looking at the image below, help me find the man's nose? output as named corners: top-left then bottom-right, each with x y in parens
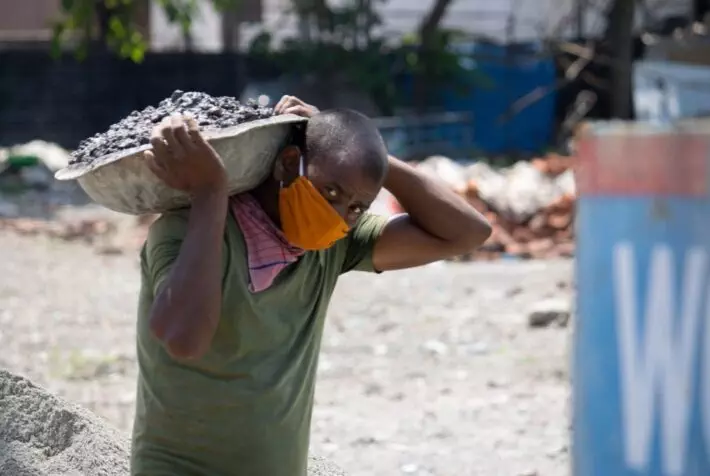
top-left (331, 203), bottom-right (353, 224)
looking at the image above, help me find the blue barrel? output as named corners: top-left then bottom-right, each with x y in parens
top-left (574, 121), bottom-right (710, 476)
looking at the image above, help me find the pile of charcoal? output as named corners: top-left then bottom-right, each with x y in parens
top-left (69, 90), bottom-right (274, 165)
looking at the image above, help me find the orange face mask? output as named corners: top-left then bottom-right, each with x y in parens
top-left (279, 156), bottom-right (349, 250)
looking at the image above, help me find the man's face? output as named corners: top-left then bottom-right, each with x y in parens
top-left (275, 147), bottom-right (384, 228)
top-left (306, 157), bottom-right (383, 228)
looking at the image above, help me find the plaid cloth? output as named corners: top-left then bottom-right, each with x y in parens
top-left (229, 193), bottom-right (304, 293)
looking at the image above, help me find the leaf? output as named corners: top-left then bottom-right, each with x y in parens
top-left (75, 40), bottom-right (89, 62)
top-left (109, 16), bottom-right (126, 39)
top-left (130, 46), bottom-right (146, 63)
top-left (211, 0), bottom-right (240, 11)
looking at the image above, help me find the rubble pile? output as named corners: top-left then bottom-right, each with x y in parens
top-left (71, 90), bottom-right (274, 165)
top-left (380, 154), bottom-right (577, 260)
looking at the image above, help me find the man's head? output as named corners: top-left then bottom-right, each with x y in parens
top-left (273, 109), bottom-right (389, 227)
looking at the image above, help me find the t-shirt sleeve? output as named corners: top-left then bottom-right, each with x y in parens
top-left (144, 209), bottom-right (191, 295)
top-left (339, 213), bottom-right (390, 274)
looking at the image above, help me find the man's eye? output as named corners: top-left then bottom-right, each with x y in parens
top-left (351, 206), bottom-right (364, 215)
top-left (325, 188), bottom-right (338, 199)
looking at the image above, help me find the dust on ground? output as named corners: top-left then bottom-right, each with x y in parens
top-left (0, 187), bottom-right (573, 476)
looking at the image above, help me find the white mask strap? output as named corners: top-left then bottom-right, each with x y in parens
top-left (281, 154), bottom-right (306, 189)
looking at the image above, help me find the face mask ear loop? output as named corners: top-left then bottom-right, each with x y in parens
top-left (282, 154), bottom-right (305, 190)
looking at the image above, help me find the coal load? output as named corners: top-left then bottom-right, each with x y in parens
top-left (70, 90), bottom-right (274, 165)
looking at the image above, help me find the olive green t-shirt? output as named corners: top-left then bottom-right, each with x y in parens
top-left (130, 206), bottom-right (388, 476)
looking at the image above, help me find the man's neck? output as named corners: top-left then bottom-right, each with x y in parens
top-left (250, 178), bottom-right (282, 229)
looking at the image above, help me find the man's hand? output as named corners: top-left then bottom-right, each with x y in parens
top-left (145, 114), bottom-right (228, 196)
top-left (274, 95), bottom-right (319, 118)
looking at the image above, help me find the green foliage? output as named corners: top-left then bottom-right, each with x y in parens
top-left (52, 0), bottom-right (240, 62)
top-left (52, 0), bottom-right (146, 61)
top-left (247, 0), bottom-right (486, 115)
top-left (52, 0), bottom-right (485, 115)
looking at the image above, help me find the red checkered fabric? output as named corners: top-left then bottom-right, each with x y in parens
top-left (229, 193), bottom-right (304, 293)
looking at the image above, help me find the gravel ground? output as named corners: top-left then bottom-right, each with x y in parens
top-left (0, 216), bottom-right (573, 476)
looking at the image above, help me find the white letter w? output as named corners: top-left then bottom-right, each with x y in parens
top-left (613, 243), bottom-right (706, 476)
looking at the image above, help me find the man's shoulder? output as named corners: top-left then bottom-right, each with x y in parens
top-left (142, 208), bottom-right (244, 269)
top-left (146, 207), bottom-right (242, 242)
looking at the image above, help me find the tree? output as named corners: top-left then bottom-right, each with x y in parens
top-left (246, 0), bottom-right (473, 115)
top-left (52, 0), bottom-right (239, 62)
top-left (602, 0), bottom-right (636, 119)
top-left (413, 0), bottom-right (454, 111)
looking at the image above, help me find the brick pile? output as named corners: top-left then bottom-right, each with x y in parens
top-left (381, 154), bottom-right (578, 261)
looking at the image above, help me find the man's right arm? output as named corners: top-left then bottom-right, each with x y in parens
top-left (148, 188), bottom-right (228, 361)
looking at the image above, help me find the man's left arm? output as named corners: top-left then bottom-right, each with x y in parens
top-left (371, 155), bottom-right (492, 272)
top-left (272, 94), bottom-right (491, 270)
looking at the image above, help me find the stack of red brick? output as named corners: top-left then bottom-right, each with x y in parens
top-left (385, 154), bottom-right (577, 261)
top-left (475, 153), bottom-right (576, 260)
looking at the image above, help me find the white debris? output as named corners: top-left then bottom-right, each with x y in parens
top-left (0, 148), bottom-right (8, 174)
top-left (422, 339), bottom-right (449, 356)
top-left (416, 155), bottom-right (469, 193)
top-left (9, 140), bottom-right (71, 172)
top-left (466, 161), bottom-right (568, 222)
top-left (401, 463), bottom-right (419, 473)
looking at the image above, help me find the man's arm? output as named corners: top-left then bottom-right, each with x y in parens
top-left (371, 155), bottom-right (491, 272)
top-left (144, 114), bottom-right (229, 360)
top-left (272, 95), bottom-right (491, 271)
top-left (149, 190), bottom-right (227, 360)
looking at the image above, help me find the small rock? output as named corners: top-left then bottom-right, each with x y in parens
top-left (546, 444), bottom-right (569, 458)
top-left (506, 286), bottom-right (523, 297)
top-left (364, 383), bottom-right (383, 396)
top-left (487, 378), bottom-right (508, 389)
top-left (351, 436), bottom-right (378, 447)
top-left (518, 471), bottom-right (538, 476)
top-left (96, 245), bottom-right (124, 256)
top-left (372, 344), bottom-right (388, 356)
top-left (461, 341), bottom-right (489, 356)
top-left (401, 463), bottom-right (419, 473)
top-left (527, 298), bottom-right (571, 328)
top-left (422, 339), bottom-right (448, 355)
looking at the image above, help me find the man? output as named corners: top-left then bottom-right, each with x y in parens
top-left (131, 96), bottom-right (491, 476)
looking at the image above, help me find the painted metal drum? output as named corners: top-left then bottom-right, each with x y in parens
top-left (574, 120), bottom-right (710, 476)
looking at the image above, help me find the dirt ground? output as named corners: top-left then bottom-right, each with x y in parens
top-left (0, 197), bottom-right (574, 476)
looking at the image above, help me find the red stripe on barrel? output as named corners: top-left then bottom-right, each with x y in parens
top-left (576, 134), bottom-right (708, 197)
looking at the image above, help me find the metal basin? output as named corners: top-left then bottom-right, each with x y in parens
top-left (54, 114), bottom-right (308, 215)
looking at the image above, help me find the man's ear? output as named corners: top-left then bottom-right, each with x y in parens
top-left (272, 146), bottom-right (301, 184)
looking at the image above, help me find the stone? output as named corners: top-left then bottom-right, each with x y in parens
top-left (527, 298), bottom-right (572, 328)
top-left (70, 90), bottom-right (274, 165)
top-left (0, 370), bottom-right (348, 476)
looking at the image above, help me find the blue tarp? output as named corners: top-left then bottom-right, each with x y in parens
top-left (441, 42), bottom-right (556, 155)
